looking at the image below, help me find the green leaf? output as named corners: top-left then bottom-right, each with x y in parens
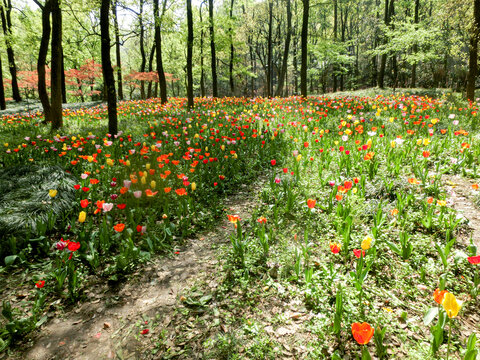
top-left (423, 307), bottom-right (439, 326)
top-left (4, 255), bottom-right (18, 266)
top-left (35, 315), bottom-right (48, 327)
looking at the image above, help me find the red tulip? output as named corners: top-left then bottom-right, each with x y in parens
top-left (468, 255), bottom-right (480, 264)
top-left (351, 322), bottom-right (374, 345)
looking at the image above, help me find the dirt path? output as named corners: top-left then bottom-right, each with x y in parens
top-left (16, 185), bottom-right (258, 360)
top-left (445, 175), bottom-right (480, 249)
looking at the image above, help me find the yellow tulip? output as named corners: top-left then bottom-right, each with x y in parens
top-left (151, 180), bottom-right (156, 189)
top-left (141, 176), bottom-right (147, 185)
top-left (78, 211), bottom-right (86, 223)
top-left (423, 138), bottom-right (430, 146)
top-left (442, 292), bottom-right (462, 318)
top-left (146, 163), bottom-right (151, 170)
top-left (49, 189), bottom-right (58, 198)
top-left (191, 182), bottom-right (197, 191)
top-left (361, 236), bottom-right (372, 250)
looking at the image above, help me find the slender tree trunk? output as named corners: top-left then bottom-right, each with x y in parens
top-left (112, 0), bottom-right (123, 100)
top-left (154, 0), bottom-right (168, 103)
top-left (467, 0), bottom-right (480, 101)
top-left (377, 0), bottom-right (389, 88)
top-left (411, 0), bottom-right (419, 87)
top-left (61, 49), bottom-right (67, 103)
top-left (37, 0), bottom-right (52, 123)
top-left (228, 0), bottom-right (235, 94)
top-left (186, 0), bottom-right (194, 108)
top-left (300, 0), bottom-right (309, 97)
top-left (147, 42), bottom-right (155, 98)
top-left (0, 54), bottom-right (5, 109)
top-left (0, 0), bottom-right (20, 102)
top-left (199, 4), bottom-right (205, 97)
top-left (276, 0), bottom-right (291, 96)
top-left (208, 0), bottom-right (218, 97)
top-left (100, 0), bottom-right (118, 135)
top-left (50, 0), bottom-right (63, 129)
top-left (139, 0), bottom-right (146, 99)
top-left (266, 1), bottom-right (273, 97)
top-left (340, 6), bottom-right (347, 91)
top-left (333, 0), bottom-right (337, 92)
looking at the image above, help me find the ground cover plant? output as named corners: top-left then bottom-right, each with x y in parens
top-left (0, 92), bottom-right (480, 359)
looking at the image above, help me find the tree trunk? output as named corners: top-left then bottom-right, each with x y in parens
top-left (333, 0), bottom-right (337, 92)
top-left (377, 0), bottom-right (389, 88)
top-left (228, 0), bottom-right (235, 94)
top-left (147, 42), bottom-right (155, 98)
top-left (112, 0), bottom-right (123, 100)
top-left (208, 0), bottom-right (218, 97)
top-left (50, 0), bottom-right (63, 130)
top-left (266, 1), bottom-right (273, 97)
top-left (100, 0), bottom-right (118, 135)
top-left (37, 0), bottom-right (52, 123)
top-left (186, 0), bottom-right (194, 108)
top-left (200, 4), bottom-right (205, 97)
top-left (0, 0), bottom-right (20, 102)
top-left (61, 49), bottom-right (67, 103)
top-left (300, 0), bottom-right (309, 97)
top-left (0, 54), bottom-right (5, 110)
top-left (411, 0), bottom-right (419, 87)
top-left (467, 0), bottom-right (480, 101)
top-left (139, 0), bottom-right (146, 99)
top-left (276, 0), bottom-right (291, 96)
top-left (154, 0), bottom-right (168, 104)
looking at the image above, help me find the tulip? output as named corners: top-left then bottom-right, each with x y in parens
top-left (442, 292), bottom-right (462, 318)
top-left (133, 191), bottom-right (142, 198)
top-left (351, 322), bottom-right (374, 345)
top-left (49, 189), bottom-right (58, 198)
top-left (78, 211), bottom-right (86, 223)
top-left (361, 236), bottom-right (372, 250)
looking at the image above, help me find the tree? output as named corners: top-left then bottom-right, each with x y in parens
top-left (300, 0), bottom-right (309, 97)
top-left (154, 0), bottom-right (168, 104)
top-left (100, 0), bottom-right (118, 135)
top-left (186, 0), bottom-right (194, 108)
top-left (139, 0), bottom-right (146, 99)
top-left (0, 0), bottom-right (21, 102)
top-left (228, 0), bottom-right (235, 94)
top-left (208, 0), bottom-right (218, 97)
top-left (0, 53), bottom-right (5, 109)
top-left (112, 0), bottom-right (123, 100)
top-left (50, 0), bottom-right (63, 130)
top-left (276, 0), bottom-right (292, 96)
top-left (467, 0), bottom-right (480, 100)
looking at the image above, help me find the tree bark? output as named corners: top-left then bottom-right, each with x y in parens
top-left (0, 0), bottom-right (21, 102)
top-left (139, 0), bottom-right (146, 99)
top-left (61, 49), bottom-right (67, 103)
top-left (50, 0), bottom-right (63, 130)
top-left (0, 54), bottom-right (5, 110)
top-left (228, 0), bottom-right (235, 94)
top-left (100, 0), bottom-right (118, 135)
top-left (467, 0), bottom-right (480, 101)
top-left (300, 0), bottom-right (309, 97)
top-left (276, 0), bottom-right (291, 96)
top-left (37, 0), bottom-right (52, 123)
top-left (147, 42), bottom-right (155, 98)
top-left (377, 0), bottom-right (390, 88)
top-left (186, 0), bottom-right (194, 108)
top-left (411, 0), bottom-right (419, 87)
top-left (112, 0), bottom-right (123, 100)
top-left (333, 0), bottom-right (337, 92)
top-left (208, 0), bottom-right (218, 97)
top-left (199, 3), bottom-right (205, 97)
top-left (154, 0), bottom-right (168, 103)
top-left (266, 0), bottom-right (273, 97)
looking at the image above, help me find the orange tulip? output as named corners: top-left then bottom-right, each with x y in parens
top-left (433, 288), bottom-right (447, 304)
top-left (307, 199), bottom-right (316, 209)
top-left (114, 223), bottom-right (125, 232)
top-left (227, 214), bottom-right (241, 224)
top-left (351, 322), bottom-right (374, 345)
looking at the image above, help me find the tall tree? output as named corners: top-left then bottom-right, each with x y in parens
top-left (228, 0), bottom-right (235, 94)
top-left (139, 0), bottom-right (146, 99)
top-left (300, 0), bottom-right (309, 97)
top-left (266, 0), bottom-right (273, 97)
top-left (377, 0), bottom-right (390, 88)
top-left (100, 0), bottom-right (118, 135)
top-left (411, 0), bottom-right (419, 87)
top-left (186, 0), bottom-right (194, 108)
top-left (0, 54), bottom-right (5, 110)
top-left (147, 42), bottom-right (156, 98)
top-left (50, 0), bottom-right (63, 129)
top-left (208, 0), bottom-right (218, 97)
top-left (154, 0), bottom-right (168, 104)
top-left (0, 0), bottom-right (21, 102)
top-left (112, 0), bottom-right (123, 100)
top-left (333, 0), bottom-right (338, 92)
top-left (276, 0), bottom-right (291, 96)
top-left (467, 0), bottom-right (480, 100)
top-left (34, 0), bottom-right (52, 123)
top-left (199, 2), bottom-right (206, 97)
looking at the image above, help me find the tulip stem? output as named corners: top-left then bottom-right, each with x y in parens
top-left (446, 317), bottom-right (452, 360)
